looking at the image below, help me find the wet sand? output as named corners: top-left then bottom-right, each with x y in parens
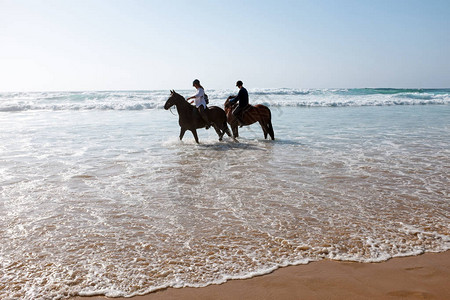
top-left (76, 250), bottom-right (450, 300)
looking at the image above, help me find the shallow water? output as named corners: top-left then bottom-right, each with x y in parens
top-left (1, 90), bottom-right (449, 299)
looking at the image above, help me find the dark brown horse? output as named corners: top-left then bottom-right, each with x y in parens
top-left (224, 97), bottom-right (275, 140)
top-left (164, 91), bottom-right (231, 143)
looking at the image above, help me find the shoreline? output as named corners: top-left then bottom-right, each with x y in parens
top-left (75, 250), bottom-right (450, 300)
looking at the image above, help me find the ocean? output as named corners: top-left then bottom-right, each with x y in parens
top-left (1, 88), bottom-right (449, 299)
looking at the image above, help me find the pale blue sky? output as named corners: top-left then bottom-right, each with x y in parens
top-left (1, 0), bottom-right (449, 91)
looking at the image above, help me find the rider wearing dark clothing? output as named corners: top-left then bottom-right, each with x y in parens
top-left (229, 80), bottom-right (248, 126)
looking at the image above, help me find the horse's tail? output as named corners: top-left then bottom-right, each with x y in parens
top-left (267, 120), bottom-right (275, 140)
top-left (266, 106), bottom-right (272, 121)
top-left (266, 107), bottom-right (274, 139)
top-left (255, 105), bottom-right (274, 140)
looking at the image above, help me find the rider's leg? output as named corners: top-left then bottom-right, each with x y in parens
top-left (198, 105), bottom-right (210, 129)
top-left (232, 105), bottom-right (245, 127)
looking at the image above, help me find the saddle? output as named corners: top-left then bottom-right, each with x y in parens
top-left (231, 103), bottom-right (251, 113)
top-left (232, 104), bottom-right (252, 118)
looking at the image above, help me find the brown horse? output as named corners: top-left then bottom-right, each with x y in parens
top-left (224, 97), bottom-right (275, 140)
top-left (164, 91), bottom-right (231, 143)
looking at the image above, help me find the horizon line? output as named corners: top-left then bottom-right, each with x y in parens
top-left (1, 87), bottom-right (449, 93)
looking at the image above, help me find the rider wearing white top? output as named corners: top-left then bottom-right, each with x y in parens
top-left (186, 79), bottom-right (211, 129)
top-left (192, 87), bottom-right (207, 108)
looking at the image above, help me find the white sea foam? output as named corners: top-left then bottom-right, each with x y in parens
top-left (0, 101), bottom-right (449, 299)
top-left (0, 89), bottom-right (448, 112)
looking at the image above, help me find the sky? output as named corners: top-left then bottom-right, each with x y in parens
top-left (1, 0), bottom-right (449, 92)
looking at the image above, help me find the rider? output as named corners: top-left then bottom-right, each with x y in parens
top-left (186, 79), bottom-right (210, 129)
top-left (229, 80), bottom-right (248, 127)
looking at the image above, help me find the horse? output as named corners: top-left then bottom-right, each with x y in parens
top-left (224, 97), bottom-right (275, 140)
top-left (164, 90), bottom-right (231, 143)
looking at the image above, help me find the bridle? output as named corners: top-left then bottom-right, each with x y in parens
top-left (167, 95), bottom-right (179, 116)
top-left (169, 105), bottom-right (177, 116)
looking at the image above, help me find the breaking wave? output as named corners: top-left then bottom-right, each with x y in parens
top-left (0, 89), bottom-right (449, 112)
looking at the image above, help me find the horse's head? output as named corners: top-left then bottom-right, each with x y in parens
top-left (224, 96), bottom-right (235, 109)
top-left (164, 90), bottom-right (183, 110)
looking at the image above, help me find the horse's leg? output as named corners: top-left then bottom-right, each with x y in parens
top-left (232, 124), bottom-right (239, 139)
top-left (191, 129), bottom-right (200, 144)
top-left (207, 109), bottom-right (223, 141)
top-left (212, 123), bottom-right (223, 141)
top-left (224, 121), bottom-right (232, 137)
top-left (259, 121), bottom-right (268, 139)
top-left (180, 127), bottom-right (187, 141)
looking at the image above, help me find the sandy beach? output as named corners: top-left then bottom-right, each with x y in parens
top-left (75, 250), bottom-right (449, 300)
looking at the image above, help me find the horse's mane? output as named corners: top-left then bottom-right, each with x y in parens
top-left (224, 97), bottom-right (236, 109)
top-left (171, 91), bottom-right (183, 100)
top-left (170, 90), bottom-right (194, 109)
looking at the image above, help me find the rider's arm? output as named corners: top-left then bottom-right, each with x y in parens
top-left (185, 96), bottom-right (194, 104)
top-left (232, 88), bottom-right (246, 103)
top-left (230, 94), bottom-right (239, 103)
top-left (186, 92), bottom-right (198, 101)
